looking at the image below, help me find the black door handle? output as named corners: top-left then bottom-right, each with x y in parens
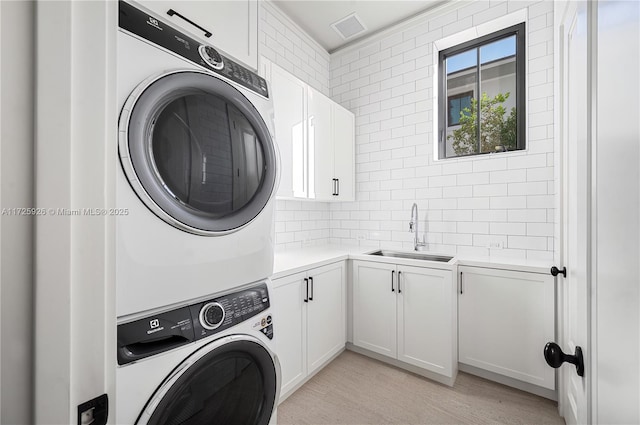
top-left (167, 9), bottom-right (212, 38)
top-left (336, 178), bottom-right (340, 196)
top-left (309, 276), bottom-right (314, 301)
top-left (544, 342), bottom-right (584, 377)
top-left (391, 270), bottom-right (395, 292)
top-left (303, 278), bottom-right (308, 303)
top-left (398, 271), bottom-right (402, 294)
top-left (550, 266), bottom-right (567, 277)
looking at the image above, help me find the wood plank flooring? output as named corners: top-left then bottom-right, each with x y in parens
top-left (278, 351), bottom-right (565, 425)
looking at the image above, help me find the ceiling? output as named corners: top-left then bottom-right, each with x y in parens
top-left (272, 1), bottom-right (445, 53)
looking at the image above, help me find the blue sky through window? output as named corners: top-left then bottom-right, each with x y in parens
top-left (446, 35), bottom-right (516, 74)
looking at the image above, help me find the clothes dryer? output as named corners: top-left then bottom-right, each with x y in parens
top-left (117, 1), bottom-right (278, 317)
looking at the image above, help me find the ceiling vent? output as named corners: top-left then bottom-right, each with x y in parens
top-left (331, 13), bottom-right (367, 40)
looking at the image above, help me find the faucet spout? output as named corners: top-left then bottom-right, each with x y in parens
top-left (409, 203), bottom-right (426, 251)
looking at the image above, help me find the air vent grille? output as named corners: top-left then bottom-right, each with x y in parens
top-left (331, 13), bottom-right (367, 40)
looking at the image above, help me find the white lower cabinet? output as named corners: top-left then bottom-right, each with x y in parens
top-left (458, 266), bottom-right (555, 390)
top-left (352, 260), bottom-right (457, 381)
top-left (273, 261), bottom-right (346, 400)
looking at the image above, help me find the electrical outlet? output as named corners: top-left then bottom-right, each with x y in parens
top-left (488, 241), bottom-right (504, 249)
top-left (356, 234), bottom-right (366, 241)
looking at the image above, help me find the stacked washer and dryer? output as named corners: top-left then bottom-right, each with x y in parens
top-left (115, 1), bottom-right (280, 424)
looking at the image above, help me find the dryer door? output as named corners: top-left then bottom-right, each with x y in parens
top-left (120, 70), bottom-right (277, 235)
top-left (137, 335), bottom-right (280, 425)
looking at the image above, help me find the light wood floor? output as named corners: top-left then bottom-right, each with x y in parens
top-left (278, 351), bottom-right (565, 425)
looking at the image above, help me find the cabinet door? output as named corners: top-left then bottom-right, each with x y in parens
top-left (272, 272), bottom-right (307, 399)
top-left (306, 262), bottom-right (346, 374)
top-left (332, 103), bottom-right (355, 201)
top-left (138, 1), bottom-right (258, 69)
top-left (352, 261), bottom-right (397, 358)
top-left (307, 87), bottom-right (334, 201)
top-left (268, 62), bottom-right (308, 198)
top-left (458, 266), bottom-right (555, 390)
top-left (397, 265), bottom-right (455, 376)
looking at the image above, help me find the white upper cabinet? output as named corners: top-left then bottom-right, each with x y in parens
top-left (268, 64), bottom-right (308, 198)
top-left (332, 103), bottom-right (355, 201)
top-left (307, 87), bottom-right (334, 200)
top-left (262, 59), bottom-right (355, 202)
top-left (138, 0), bottom-right (258, 69)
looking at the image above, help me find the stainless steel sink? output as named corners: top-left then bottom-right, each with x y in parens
top-left (367, 250), bottom-right (453, 262)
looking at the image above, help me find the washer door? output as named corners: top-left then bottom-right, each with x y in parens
top-left (120, 70), bottom-right (277, 235)
top-left (138, 335), bottom-right (280, 425)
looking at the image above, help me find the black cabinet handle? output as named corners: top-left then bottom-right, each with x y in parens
top-left (544, 342), bottom-right (584, 377)
top-left (398, 271), bottom-right (402, 294)
top-left (303, 278), bottom-right (308, 303)
top-left (550, 266), bottom-right (567, 277)
top-left (167, 9), bottom-right (212, 38)
top-left (336, 178), bottom-right (340, 196)
top-left (332, 179), bottom-right (338, 196)
top-left (391, 270), bottom-right (395, 292)
top-left (460, 271), bottom-right (463, 294)
top-left (309, 276), bottom-right (314, 301)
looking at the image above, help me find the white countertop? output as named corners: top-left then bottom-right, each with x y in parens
top-left (273, 244), bottom-right (552, 278)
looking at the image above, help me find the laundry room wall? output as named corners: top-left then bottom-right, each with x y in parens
top-left (259, 2), bottom-right (333, 250)
top-left (0, 1), bottom-right (35, 423)
top-left (328, 1), bottom-right (556, 260)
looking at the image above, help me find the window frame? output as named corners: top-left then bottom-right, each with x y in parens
top-left (438, 22), bottom-right (526, 160)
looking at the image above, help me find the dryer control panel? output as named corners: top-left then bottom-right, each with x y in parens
top-left (119, 1), bottom-right (269, 98)
top-left (117, 282), bottom-right (271, 365)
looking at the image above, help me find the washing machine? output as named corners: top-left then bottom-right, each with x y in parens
top-left (117, 0), bottom-right (279, 317)
top-left (116, 280), bottom-right (281, 424)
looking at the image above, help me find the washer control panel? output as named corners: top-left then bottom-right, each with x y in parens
top-left (117, 282), bottom-right (271, 366)
top-left (190, 282), bottom-right (271, 340)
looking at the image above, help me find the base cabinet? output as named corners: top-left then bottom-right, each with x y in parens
top-left (352, 260), bottom-right (456, 380)
top-left (458, 266), bottom-right (555, 390)
top-left (273, 261), bottom-right (346, 400)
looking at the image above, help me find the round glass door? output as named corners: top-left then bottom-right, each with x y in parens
top-left (140, 338), bottom-right (279, 425)
top-left (120, 71), bottom-right (277, 235)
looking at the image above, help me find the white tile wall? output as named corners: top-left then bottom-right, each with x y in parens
top-left (327, 1), bottom-right (556, 260)
top-left (259, 2), bottom-right (333, 249)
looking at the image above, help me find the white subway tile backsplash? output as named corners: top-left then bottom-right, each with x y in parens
top-left (508, 235), bottom-right (548, 250)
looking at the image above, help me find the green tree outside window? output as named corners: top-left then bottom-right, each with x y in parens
top-left (448, 92), bottom-right (517, 155)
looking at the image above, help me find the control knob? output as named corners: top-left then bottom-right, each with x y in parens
top-left (198, 45), bottom-right (224, 70)
top-left (199, 302), bottom-right (225, 330)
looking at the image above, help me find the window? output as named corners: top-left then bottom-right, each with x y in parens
top-left (448, 91), bottom-right (473, 126)
top-left (438, 23), bottom-right (526, 159)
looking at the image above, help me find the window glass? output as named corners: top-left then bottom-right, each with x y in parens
top-left (439, 24), bottom-right (525, 159)
top-left (152, 94), bottom-right (266, 217)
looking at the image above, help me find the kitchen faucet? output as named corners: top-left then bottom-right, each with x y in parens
top-left (409, 203), bottom-right (426, 251)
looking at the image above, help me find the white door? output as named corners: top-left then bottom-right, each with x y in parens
top-left (272, 272), bottom-right (307, 399)
top-left (558, 2), bottom-right (589, 423)
top-left (267, 61), bottom-right (308, 199)
top-left (332, 103), bottom-right (355, 201)
top-left (307, 87), bottom-right (334, 200)
top-left (306, 262), bottom-right (345, 374)
top-left (397, 265), bottom-right (453, 376)
top-left (593, 1), bottom-right (639, 422)
top-left (352, 261), bottom-right (397, 358)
